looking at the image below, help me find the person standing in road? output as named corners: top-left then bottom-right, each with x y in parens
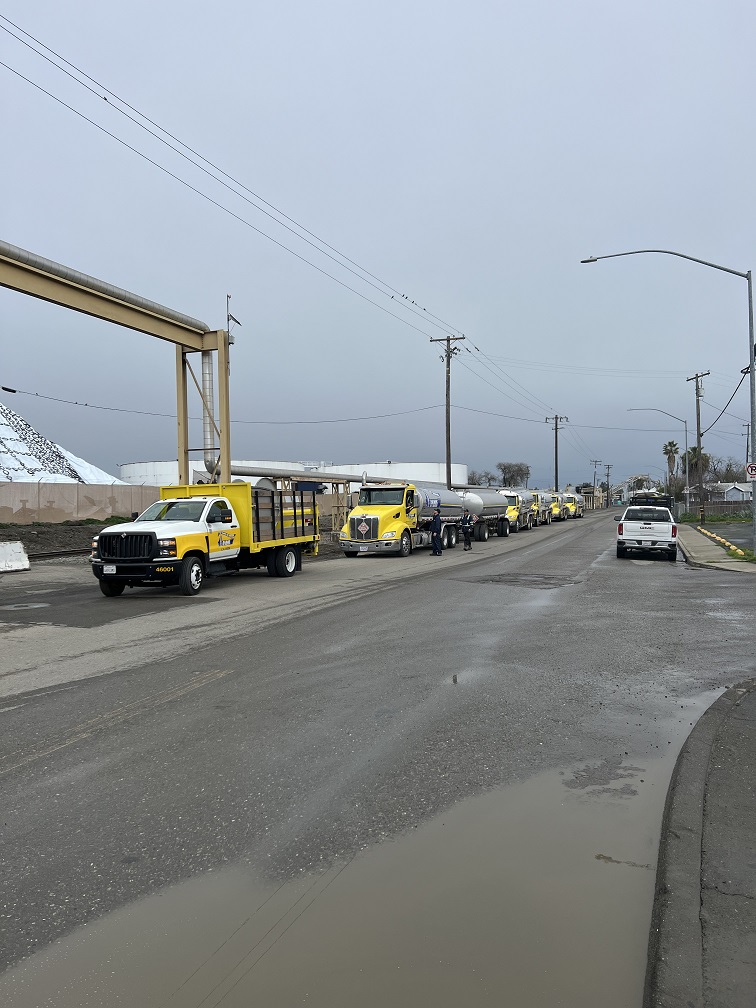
top-left (430, 508), bottom-right (443, 555)
top-left (460, 507), bottom-right (475, 550)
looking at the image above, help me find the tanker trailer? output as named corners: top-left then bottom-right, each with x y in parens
top-left (455, 489), bottom-right (513, 539)
top-left (339, 482), bottom-right (465, 557)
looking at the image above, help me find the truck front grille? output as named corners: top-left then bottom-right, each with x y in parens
top-left (350, 515), bottom-right (379, 541)
top-left (99, 533), bottom-right (155, 560)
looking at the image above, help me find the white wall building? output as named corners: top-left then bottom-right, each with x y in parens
top-left (119, 459), bottom-right (468, 487)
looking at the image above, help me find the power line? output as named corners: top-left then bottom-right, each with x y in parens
top-left (1, 15), bottom-right (561, 422)
top-left (0, 16), bottom-right (464, 341)
top-left (0, 385), bottom-right (443, 425)
top-left (0, 58), bottom-right (445, 343)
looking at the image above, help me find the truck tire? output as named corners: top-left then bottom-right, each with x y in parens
top-left (179, 555), bottom-right (204, 595)
top-left (497, 519), bottom-right (509, 537)
top-left (476, 523), bottom-right (489, 542)
top-left (399, 531), bottom-right (412, 557)
top-left (274, 545), bottom-right (298, 577)
top-left (99, 580), bottom-right (124, 597)
top-left (266, 551), bottom-right (277, 576)
top-left (668, 549), bottom-right (677, 562)
top-left (446, 526), bottom-right (457, 549)
top-left (344, 551), bottom-right (358, 558)
top-left (511, 517), bottom-right (520, 532)
top-left (616, 546), bottom-right (627, 559)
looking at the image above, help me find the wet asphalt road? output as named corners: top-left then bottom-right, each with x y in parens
top-left (1, 515), bottom-right (754, 1007)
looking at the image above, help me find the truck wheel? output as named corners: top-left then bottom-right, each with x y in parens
top-left (532, 516), bottom-right (539, 527)
top-left (668, 549), bottom-right (677, 563)
top-left (616, 546), bottom-right (626, 559)
top-left (476, 523), bottom-right (489, 542)
top-left (497, 519), bottom-right (509, 537)
top-left (399, 531), bottom-right (411, 557)
top-left (446, 527), bottom-right (457, 549)
top-left (99, 580), bottom-right (124, 597)
top-left (511, 518), bottom-right (520, 532)
top-left (274, 545), bottom-right (298, 577)
top-left (179, 556), bottom-right (204, 595)
top-left (344, 551), bottom-right (358, 558)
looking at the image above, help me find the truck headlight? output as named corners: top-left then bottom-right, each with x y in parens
top-left (381, 531), bottom-right (397, 539)
top-left (339, 531), bottom-right (348, 539)
top-left (158, 537), bottom-right (177, 557)
top-left (91, 536), bottom-right (99, 557)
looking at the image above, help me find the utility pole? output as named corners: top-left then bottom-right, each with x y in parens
top-left (430, 335), bottom-right (465, 488)
top-left (744, 423), bottom-right (751, 468)
top-left (604, 464), bottom-right (613, 508)
top-left (687, 370), bottom-right (710, 522)
top-left (590, 459), bottom-right (601, 510)
top-left (546, 415), bottom-right (568, 491)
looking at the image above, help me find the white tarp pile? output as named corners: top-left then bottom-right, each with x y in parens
top-left (0, 399), bottom-right (123, 484)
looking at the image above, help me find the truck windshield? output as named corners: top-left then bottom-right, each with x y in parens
top-left (358, 488), bottom-right (405, 506)
top-left (137, 501), bottom-right (207, 522)
top-left (502, 495), bottom-right (518, 506)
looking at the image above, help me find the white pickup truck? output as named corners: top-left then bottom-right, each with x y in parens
top-left (614, 505), bottom-right (678, 561)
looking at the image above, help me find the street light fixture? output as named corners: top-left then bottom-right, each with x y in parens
top-left (582, 249), bottom-right (756, 553)
top-left (627, 408), bottom-right (689, 511)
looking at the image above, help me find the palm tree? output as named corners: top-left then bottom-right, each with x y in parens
top-left (662, 441), bottom-right (679, 482)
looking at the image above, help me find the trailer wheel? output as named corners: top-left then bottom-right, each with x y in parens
top-left (274, 545), bottom-right (298, 577)
top-left (399, 531), bottom-right (412, 557)
top-left (179, 556), bottom-right (204, 595)
top-left (497, 519), bottom-right (509, 537)
top-left (446, 526), bottom-right (457, 549)
top-left (475, 522), bottom-right (489, 542)
top-left (99, 580), bottom-right (124, 597)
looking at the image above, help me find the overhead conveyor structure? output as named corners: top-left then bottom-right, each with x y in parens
top-left (0, 239), bottom-right (231, 483)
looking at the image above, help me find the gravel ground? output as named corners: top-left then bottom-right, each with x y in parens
top-left (0, 522), bottom-right (344, 559)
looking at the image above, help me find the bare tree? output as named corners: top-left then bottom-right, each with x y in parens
top-left (496, 462), bottom-right (531, 487)
top-left (708, 456), bottom-right (747, 482)
top-left (468, 470), bottom-right (483, 485)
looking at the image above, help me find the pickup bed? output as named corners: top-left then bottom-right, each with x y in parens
top-left (615, 506), bottom-right (677, 561)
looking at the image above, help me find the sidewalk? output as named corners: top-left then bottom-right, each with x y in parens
top-left (676, 523), bottom-right (755, 573)
top-left (644, 526), bottom-right (755, 1006)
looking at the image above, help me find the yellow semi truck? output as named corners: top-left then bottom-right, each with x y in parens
top-left (339, 482), bottom-right (465, 556)
top-left (91, 483), bottom-right (318, 596)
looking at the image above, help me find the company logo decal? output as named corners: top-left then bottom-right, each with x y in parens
top-left (217, 532), bottom-right (236, 547)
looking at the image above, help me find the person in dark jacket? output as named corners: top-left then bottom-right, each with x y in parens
top-left (460, 507), bottom-right (475, 550)
top-left (430, 508), bottom-right (443, 555)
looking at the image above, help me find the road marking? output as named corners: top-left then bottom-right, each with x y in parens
top-left (0, 669), bottom-right (231, 776)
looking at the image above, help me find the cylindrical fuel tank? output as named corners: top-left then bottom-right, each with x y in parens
top-left (413, 484), bottom-right (466, 520)
top-left (456, 489), bottom-right (510, 517)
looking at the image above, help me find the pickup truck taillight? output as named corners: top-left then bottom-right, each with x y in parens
top-left (672, 525), bottom-right (677, 538)
top-left (617, 522), bottom-right (623, 535)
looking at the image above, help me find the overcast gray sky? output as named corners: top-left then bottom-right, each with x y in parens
top-left (2, 1), bottom-right (753, 487)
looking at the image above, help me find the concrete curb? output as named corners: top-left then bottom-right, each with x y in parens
top-left (644, 681), bottom-right (756, 1008)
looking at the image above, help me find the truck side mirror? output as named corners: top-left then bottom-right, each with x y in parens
top-left (220, 509), bottom-right (233, 523)
top-left (131, 512), bottom-right (139, 520)
top-left (614, 515), bottom-right (621, 521)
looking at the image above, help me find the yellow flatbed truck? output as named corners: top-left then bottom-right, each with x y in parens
top-left (91, 483), bottom-right (318, 596)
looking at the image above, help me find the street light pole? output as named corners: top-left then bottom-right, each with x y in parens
top-left (582, 250), bottom-right (756, 552)
top-left (627, 408), bottom-right (690, 512)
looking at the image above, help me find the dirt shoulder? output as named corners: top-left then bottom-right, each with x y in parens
top-left (0, 522), bottom-right (343, 559)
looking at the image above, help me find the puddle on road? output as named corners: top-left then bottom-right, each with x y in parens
top-left (0, 759), bottom-right (670, 1008)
